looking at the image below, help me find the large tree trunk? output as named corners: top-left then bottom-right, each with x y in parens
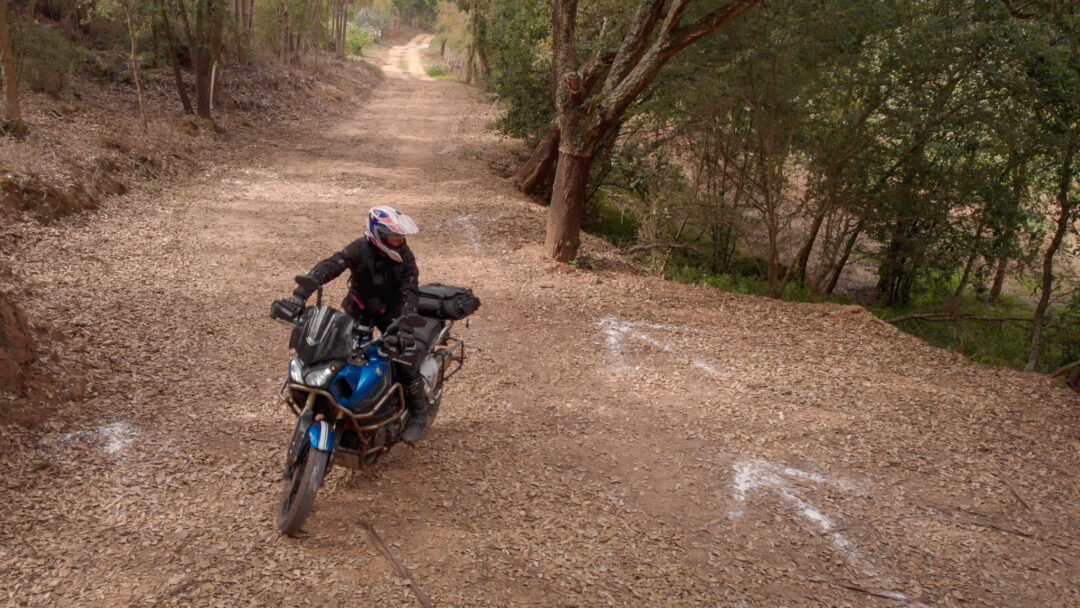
top-left (544, 151), bottom-right (594, 261)
top-left (513, 125), bottom-right (560, 195)
top-left (1026, 136), bottom-right (1076, 372)
top-left (0, 0), bottom-right (20, 124)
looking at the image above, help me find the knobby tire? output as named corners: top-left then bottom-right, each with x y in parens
top-left (276, 445), bottom-right (330, 536)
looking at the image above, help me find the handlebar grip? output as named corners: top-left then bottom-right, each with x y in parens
top-left (270, 299), bottom-right (300, 322)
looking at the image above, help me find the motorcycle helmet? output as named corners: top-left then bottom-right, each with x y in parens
top-left (366, 206), bottom-right (419, 263)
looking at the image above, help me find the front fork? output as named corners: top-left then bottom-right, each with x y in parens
top-left (283, 392), bottom-right (336, 479)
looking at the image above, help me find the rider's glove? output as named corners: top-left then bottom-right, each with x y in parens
top-left (398, 332), bottom-right (416, 350)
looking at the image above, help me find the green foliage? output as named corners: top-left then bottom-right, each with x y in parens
top-left (12, 20), bottom-right (83, 96)
top-left (884, 296), bottom-right (1078, 373)
top-left (582, 197), bottom-right (639, 245)
top-left (393, 0), bottom-right (437, 27)
top-left (483, 0), bottom-right (552, 138)
top-left (425, 63), bottom-right (448, 77)
top-left (345, 24), bottom-right (374, 56)
top-left (667, 265), bottom-right (822, 303)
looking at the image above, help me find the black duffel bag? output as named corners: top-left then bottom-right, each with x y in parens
top-left (417, 283), bottom-right (481, 320)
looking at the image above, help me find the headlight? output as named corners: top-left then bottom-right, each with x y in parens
top-left (304, 365), bottom-right (337, 388)
top-left (289, 355), bottom-right (304, 384)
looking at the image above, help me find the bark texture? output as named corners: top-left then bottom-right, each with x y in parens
top-left (0, 0), bottom-right (20, 123)
top-left (544, 151), bottom-right (594, 260)
top-left (512, 125), bottom-right (560, 195)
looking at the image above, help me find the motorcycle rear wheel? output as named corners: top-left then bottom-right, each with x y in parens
top-left (276, 445), bottom-right (330, 536)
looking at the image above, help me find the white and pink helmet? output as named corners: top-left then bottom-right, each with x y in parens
top-left (366, 206), bottom-right (419, 262)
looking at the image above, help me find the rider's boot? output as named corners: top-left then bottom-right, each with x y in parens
top-left (402, 379), bottom-right (430, 444)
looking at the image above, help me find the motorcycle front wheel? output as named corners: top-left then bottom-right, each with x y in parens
top-left (276, 445), bottom-right (330, 536)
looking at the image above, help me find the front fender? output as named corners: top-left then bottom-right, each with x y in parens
top-left (307, 420), bottom-right (335, 452)
top-left (286, 407), bottom-right (316, 469)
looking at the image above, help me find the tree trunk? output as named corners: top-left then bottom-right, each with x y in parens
top-left (279, 0), bottom-right (290, 60)
top-left (538, 0), bottom-right (763, 262)
top-left (544, 151), bottom-right (594, 261)
top-left (954, 223), bottom-right (984, 299)
top-left (787, 205), bottom-right (827, 287)
top-left (465, 43), bottom-right (474, 83)
top-left (234, 0), bottom-right (253, 60)
top-left (824, 220), bottom-right (862, 296)
top-left (195, 0), bottom-right (213, 117)
top-left (151, 18), bottom-right (162, 61)
top-left (0, 0), bottom-right (20, 124)
top-left (193, 0), bottom-right (223, 118)
top-left (476, 38), bottom-right (489, 78)
top-left (513, 125), bottom-right (560, 195)
top-left (160, 5), bottom-right (194, 114)
top-left (1026, 136), bottom-right (1076, 372)
top-left (123, 0), bottom-right (149, 132)
top-left (988, 255), bottom-right (1008, 302)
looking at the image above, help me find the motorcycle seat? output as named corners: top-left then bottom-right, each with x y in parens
top-left (410, 316), bottom-right (445, 350)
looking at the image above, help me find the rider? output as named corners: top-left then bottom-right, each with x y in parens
top-left (279, 205), bottom-right (431, 443)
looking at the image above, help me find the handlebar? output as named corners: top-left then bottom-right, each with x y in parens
top-left (270, 298), bottom-right (422, 360)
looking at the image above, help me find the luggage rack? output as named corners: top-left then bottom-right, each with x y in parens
top-left (441, 338), bottom-right (465, 382)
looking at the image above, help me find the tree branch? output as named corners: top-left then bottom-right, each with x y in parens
top-left (659, 0), bottom-right (692, 40)
top-left (552, 0), bottom-right (580, 110)
top-left (886, 313), bottom-right (1034, 324)
top-left (604, 0), bottom-right (666, 89)
top-left (1051, 359), bottom-right (1080, 378)
top-left (664, 0), bottom-right (764, 53)
top-left (598, 0), bottom-right (764, 124)
top-left (999, 0), bottom-right (1034, 19)
top-left (622, 242), bottom-right (693, 254)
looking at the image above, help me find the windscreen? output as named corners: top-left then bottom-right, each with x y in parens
top-left (289, 305), bottom-right (354, 364)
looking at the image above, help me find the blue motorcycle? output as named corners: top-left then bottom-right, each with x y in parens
top-left (269, 276), bottom-right (470, 535)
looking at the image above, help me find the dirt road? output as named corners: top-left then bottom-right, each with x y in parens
top-left (3, 35), bottom-right (1079, 607)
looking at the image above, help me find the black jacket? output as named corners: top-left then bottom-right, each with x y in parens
top-left (294, 237), bottom-right (419, 319)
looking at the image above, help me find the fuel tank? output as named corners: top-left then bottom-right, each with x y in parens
top-left (331, 346), bottom-right (391, 412)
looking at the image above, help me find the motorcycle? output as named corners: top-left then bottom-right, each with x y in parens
top-left (269, 275), bottom-right (469, 535)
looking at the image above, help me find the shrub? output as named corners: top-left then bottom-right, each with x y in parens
top-left (346, 24), bottom-right (375, 56)
top-left (425, 64), bottom-right (448, 78)
top-left (13, 22), bottom-right (83, 97)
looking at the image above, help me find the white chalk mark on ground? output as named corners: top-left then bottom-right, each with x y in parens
top-left (598, 317), bottom-right (737, 384)
top-left (100, 422), bottom-right (138, 454)
top-left (48, 422), bottom-right (140, 457)
top-left (730, 458), bottom-right (919, 606)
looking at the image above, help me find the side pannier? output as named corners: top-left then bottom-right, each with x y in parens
top-left (417, 283), bottom-right (481, 320)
